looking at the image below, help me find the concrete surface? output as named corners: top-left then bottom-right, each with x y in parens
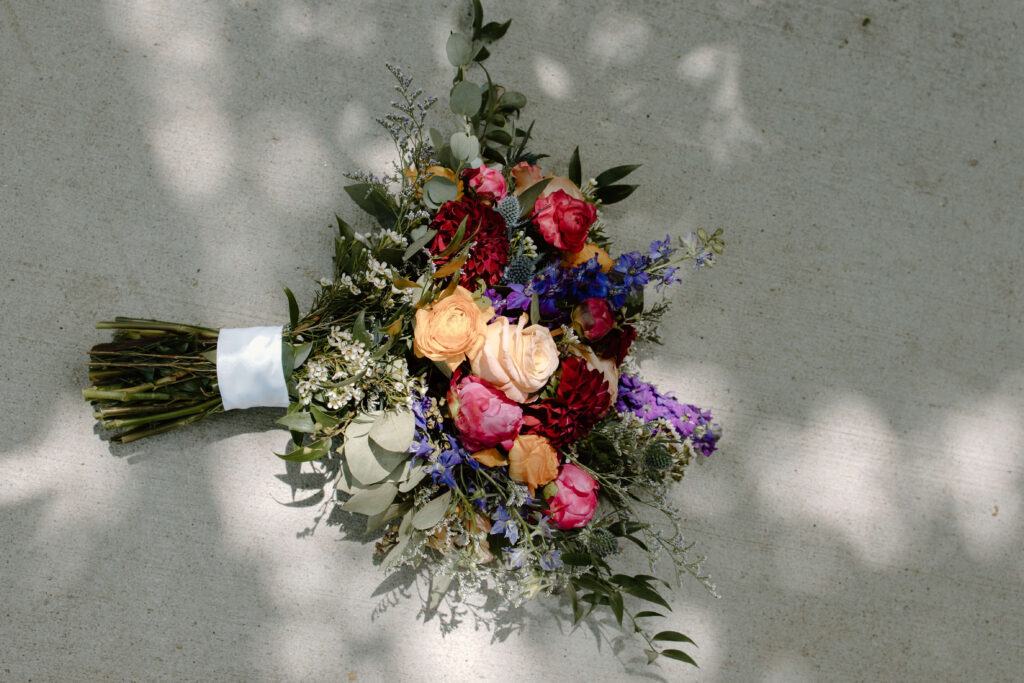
top-left (2, 1), bottom-right (1022, 681)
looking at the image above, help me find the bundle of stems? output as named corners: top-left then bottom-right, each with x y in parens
top-left (83, 318), bottom-right (225, 443)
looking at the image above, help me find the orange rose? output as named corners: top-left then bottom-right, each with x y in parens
top-left (561, 242), bottom-right (613, 272)
top-left (508, 433), bottom-right (560, 494)
top-left (413, 286), bottom-right (494, 370)
top-left (471, 447), bottom-right (509, 468)
top-left (511, 162), bottom-right (584, 201)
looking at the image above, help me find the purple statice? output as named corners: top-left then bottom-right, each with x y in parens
top-left (616, 373), bottom-right (721, 455)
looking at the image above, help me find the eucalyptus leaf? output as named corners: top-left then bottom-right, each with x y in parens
top-left (445, 32), bottom-right (472, 66)
top-left (276, 411), bottom-right (315, 434)
top-left (450, 80), bottom-right (482, 117)
top-left (428, 572), bottom-right (454, 611)
top-left (343, 435), bottom-right (409, 486)
top-left (334, 457), bottom-right (361, 495)
top-left (365, 502), bottom-right (411, 533)
top-left (450, 131), bottom-right (480, 161)
top-left (398, 464), bottom-right (429, 493)
top-left (340, 481), bottom-right (398, 516)
top-left (382, 513), bottom-right (418, 571)
top-left (413, 490), bottom-right (453, 530)
top-left (424, 175), bottom-right (459, 207)
top-left (291, 342), bottom-right (312, 370)
top-left (368, 408), bottom-right (415, 452)
top-left (403, 228), bottom-right (437, 261)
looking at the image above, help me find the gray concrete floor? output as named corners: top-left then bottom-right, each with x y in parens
top-left (2, 1), bottom-right (1022, 681)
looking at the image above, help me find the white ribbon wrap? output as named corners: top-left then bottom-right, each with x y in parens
top-left (216, 326), bottom-right (290, 410)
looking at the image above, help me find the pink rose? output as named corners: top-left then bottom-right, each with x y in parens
top-left (463, 165), bottom-right (507, 203)
top-left (532, 189), bottom-right (597, 253)
top-left (545, 463), bottom-right (599, 529)
top-left (448, 374), bottom-right (523, 451)
top-left (571, 297), bottom-right (615, 341)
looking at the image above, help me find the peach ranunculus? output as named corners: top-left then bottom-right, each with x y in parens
top-left (471, 448), bottom-right (509, 468)
top-left (561, 242), bottom-right (614, 272)
top-left (404, 165), bottom-right (463, 200)
top-left (470, 313), bottom-right (559, 403)
top-left (508, 433), bottom-right (560, 494)
top-left (414, 286), bottom-right (494, 370)
top-left (511, 162), bottom-right (584, 201)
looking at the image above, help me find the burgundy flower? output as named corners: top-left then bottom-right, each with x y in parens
top-left (429, 197), bottom-right (509, 287)
top-left (522, 356), bottom-right (610, 448)
top-left (593, 324), bottom-right (637, 365)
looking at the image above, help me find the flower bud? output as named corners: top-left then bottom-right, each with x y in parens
top-left (571, 297), bottom-right (615, 342)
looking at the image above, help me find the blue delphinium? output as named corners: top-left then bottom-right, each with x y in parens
top-left (490, 505), bottom-right (520, 545)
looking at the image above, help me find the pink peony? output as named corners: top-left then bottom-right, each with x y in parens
top-left (463, 165), bottom-right (508, 203)
top-left (448, 374), bottom-right (524, 452)
top-left (532, 189), bottom-right (597, 253)
top-left (571, 297), bottom-right (615, 342)
top-left (545, 463), bottom-right (599, 529)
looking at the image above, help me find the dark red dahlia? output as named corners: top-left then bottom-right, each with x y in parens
top-left (522, 356), bottom-right (611, 448)
top-left (593, 324), bottom-right (637, 365)
top-left (429, 197), bottom-right (509, 287)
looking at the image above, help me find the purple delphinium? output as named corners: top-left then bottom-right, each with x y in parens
top-left (616, 373), bottom-right (721, 455)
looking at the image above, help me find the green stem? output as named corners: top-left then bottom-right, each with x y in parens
top-left (102, 397), bottom-right (222, 430)
top-left (112, 411), bottom-right (213, 444)
top-left (82, 389), bottom-right (172, 402)
top-left (96, 318), bottom-right (219, 339)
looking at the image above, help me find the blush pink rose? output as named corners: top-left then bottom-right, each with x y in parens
top-left (532, 189), bottom-right (597, 253)
top-left (448, 374), bottom-right (523, 451)
top-left (571, 297), bottom-right (615, 342)
top-left (463, 165), bottom-right (507, 203)
top-left (545, 463), bottom-right (599, 529)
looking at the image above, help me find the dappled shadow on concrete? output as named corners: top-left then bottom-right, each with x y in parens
top-left (0, 0), bottom-right (1022, 680)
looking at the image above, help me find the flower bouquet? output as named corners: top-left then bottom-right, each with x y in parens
top-left (83, 1), bottom-right (724, 668)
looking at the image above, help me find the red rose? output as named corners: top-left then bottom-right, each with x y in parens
top-left (522, 356), bottom-right (610, 447)
top-left (429, 197), bottom-right (509, 287)
top-left (531, 189), bottom-right (596, 253)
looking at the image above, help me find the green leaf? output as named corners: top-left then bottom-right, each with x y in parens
top-left (594, 184), bottom-right (638, 205)
top-left (428, 572), bottom-right (453, 611)
top-left (608, 591), bottom-right (624, 626)
top-left (424, 175), bottom-right (459, 208)
top-left (529, 292), bottom-right (541, 325)
top-left (428, 128), bottom-right (445, 152)
top-left (291, 342), bottom-right (312, 370)
top-left (275, 437), bottom-right (330, 463)
top-left (352, 310), bottom-right (371, 345)
top-left (446, 32), bottom-right (473, 66)
top-left (594, 164), bottom-right (641, 187)
top-left (309, 404), bottom-right (340, 431)
top-left (368, 408), bottom-right (415, 453)
top-left (499, 91), bottom-right (527, 111)
top-left (474, 45), bottom-right (490, 62)
top-left (471, 0), bottom-right (483, 37)
top-left (661, 649), bottom-right (698, 667)
top-left (573, 574), bottom-right (609, 595)
top-left (620, 582), bottom-right (672, 611)
top-left (633, 611), bottom-right (665, 620)
top-left (450, 80), bottom-right (482, 117)
top-left (561, 551), bottom-right (593, 566)
top-left (479, 19), bottom-right (511, 43)
top-left (339, 481), bottom-right (398, 515)
top-left (336, 215), bottom-right (356, 241)
top-left (568, 146), bottom-right (582, 187)
top-left (437, 217), bottom-right (470, 258)
top-left (413, 490), bottom-right (453, 530)
top-left (283, 286), bottom-right (299, 329)
top-left (485, 128), bottom-right (513, 145)
top-left (653, 631), bottom-right (697, 646)
top-left (276, 411), bottom-right (315, 434)
top-left (516, 177), bottom-right (552, 218)
top-left (403, 227), bottom-right (437, 261)
top-left (343, 184), bottom-right (396, 228)
top-left (625, 534), bottom-right (650, 551)
top-left (569, 584), bottom-right (583, 625)
top-left (365, 502), bottom-right (411, 533)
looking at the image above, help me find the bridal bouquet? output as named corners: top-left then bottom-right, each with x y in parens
top-left (84, 1), bottom-right (723, 668)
